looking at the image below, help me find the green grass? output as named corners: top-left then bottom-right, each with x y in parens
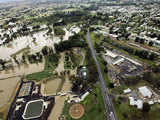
top-left (61, 85), bottom-right (106, 120)
top-left (148, 104), bottom-right (160, 120)
top-left (89, 32), bottom-right (110, 86)
top-left (64, 54), bottom-right (73, 70)
top-left (0, 113), bottom-right (3, 120)
top-left (98, 56), bottom-right (110, 86)
top-left (26, 71), bottom-right (53, 82)
top-left (44, 57), bottom-right (57, 71)
top-left (90, 32), bottom-right (103, 45)
top-left (114, 97), bottom-right (141, 120)
top-left (26, 54), bottom-right (58, 81)
top-left (114, 97), bottom-right (160, 120)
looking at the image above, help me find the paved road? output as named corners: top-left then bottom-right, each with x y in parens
top-left (87, 32), bottom-right (117, 120)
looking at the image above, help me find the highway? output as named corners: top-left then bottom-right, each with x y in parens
top-left (87, 31), bottom-right (117, 120)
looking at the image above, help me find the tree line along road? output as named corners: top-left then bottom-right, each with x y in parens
top-left (87, 31), bottom-right (117, 120)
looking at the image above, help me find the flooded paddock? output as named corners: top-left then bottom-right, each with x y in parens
top-left (0, 62), bottom-right (45, 79)
top-left (43, 78), bottom-right (62, 95)
top-left (0, 77), bottom-right (20, 107)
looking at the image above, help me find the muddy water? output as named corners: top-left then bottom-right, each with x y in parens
top-left (0, 77), bottom-right (20, 107)
top-left (0, 26), bottom-right (80, 60)
top-left (48, 77), bottom-right (72, 120)
top-left (42, 78), bottom-right (61, 95)
top-left (0, 62), bottom-right (45, 79)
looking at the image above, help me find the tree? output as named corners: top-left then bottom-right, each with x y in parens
top-left (54, 27), bottom-right (65, 36)
top-left (108, 82), bottom-right (114, 88)
top-left (149, 52), bottom-right (158, 60)
top-left (42, 46), bottom-right (48, 56)
top-left (140, 38), bottom-right (145, 44)
top-left (148, 41), bottom-right (154, 46)
top-left (142, 103), bottom-right (150, 113)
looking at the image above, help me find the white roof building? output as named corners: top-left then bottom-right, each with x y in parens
top-left (148, 101), bottom-right (154, 105)
top-left (138, 86), bottom-right (152, 98)
top-left (105, 50), bottom-right (118, 58)
top-left (124, 88), bottom-right (131, 94)
top-left (44, 102), bottom-right (48, 109)
top-left (129, 97), bottom-right (143, 109)
top-left (113, 58), bottom-right (125, 65)
top-left (15, 105), bottom-right (21, 111)
top-left (137, 99), bottom-right (143, 109)
top-left (129, 97), bottom-right (135, 106)
top-left (80, 91), bottom-right (89, 101)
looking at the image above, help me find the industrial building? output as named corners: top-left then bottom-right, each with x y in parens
top-left (138, 86), bottom-right (152, 98)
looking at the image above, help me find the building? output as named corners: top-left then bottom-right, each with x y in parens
top-left (129, 97), bottom-right (135, 106)
top-left (129, 97), bottom-right (143, 109)
top-left (148, 101), bottom-right (154, 105)
top-left (77, 66), bottom-right (87, 80)
top-left (138, 86), bottom-right (152, 98)
top-left (136, 99), bottom-right (143, 109)
top-left (124, 88), bottom-right (131, 94)
top-left (113, 57), bottom-right (125, 65)
top-left (105, 50), bottom-right (118, 58)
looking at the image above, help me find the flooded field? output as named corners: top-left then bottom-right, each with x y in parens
top-left (0, 26), bottom-right (81, 60)
top-left (0, 76), bottom-right (20, 107)
top-left (48, 77), bottom-right (72, 120)
top-left (44, 78), bottom-right (62, 95)
top-left (0, 62), bottom-right (45, 79)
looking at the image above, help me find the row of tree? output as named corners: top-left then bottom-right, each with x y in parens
top-left (104, 38), bottom-right (158, 60)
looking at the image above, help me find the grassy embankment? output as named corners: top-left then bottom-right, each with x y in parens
top-left (90, 32), bottom-right (110, 86)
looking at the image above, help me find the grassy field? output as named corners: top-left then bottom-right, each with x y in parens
top-left (89, 32), bottom-right (111, 86)
top-left (114, 96), bottom-right (160, 120)
top-left (90, 32), bottom-right (103, 45)
top-left (26, 54), bottom-right (58, 81)
top-left (26, 71), bottom-right (53, 81)
top-left (61, 85), bottom-right (106, 120)
top-left (98, 56), bottom-right (110, 86)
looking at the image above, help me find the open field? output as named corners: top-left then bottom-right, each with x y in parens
top-left (44, 78), bottom-right (61, 95)
top-left (49, 76), bottom-right (72, 120)
top-left (0, 76), bottom-right (20, 106)
top-left (26, 70), bottom-right (53, 82)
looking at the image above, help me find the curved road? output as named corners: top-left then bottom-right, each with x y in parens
top-left (87, 31), bottom-right (117, 120)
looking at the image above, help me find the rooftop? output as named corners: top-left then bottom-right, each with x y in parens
top-left (138, 86), bottom-right (152, 98)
